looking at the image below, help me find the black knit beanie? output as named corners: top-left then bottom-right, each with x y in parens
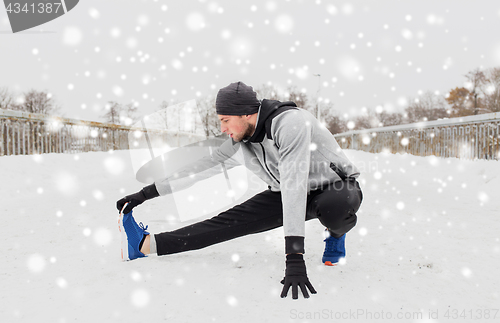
top-left (215, 81), bottom-right (261, 115)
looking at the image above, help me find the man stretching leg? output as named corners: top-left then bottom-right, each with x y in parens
top-left (117, 81), bottom-right (363, 299)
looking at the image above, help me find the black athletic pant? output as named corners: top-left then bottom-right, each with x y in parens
top-left (155, 179), bottom-right (363, 256)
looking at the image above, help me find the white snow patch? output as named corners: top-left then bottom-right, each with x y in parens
top-left (2, 150), bottom-right (499, 321)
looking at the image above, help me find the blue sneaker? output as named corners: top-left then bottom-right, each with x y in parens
top-left (118, 207), bottom-right (149, 261)
top-left (322, 231), bottom-right (346, 266)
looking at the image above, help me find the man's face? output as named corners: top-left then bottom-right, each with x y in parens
top-left (218, 115), bottom-right (255, 142)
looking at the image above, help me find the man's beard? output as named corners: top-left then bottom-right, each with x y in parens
top-left (242, 122), bottom-right (256, 140)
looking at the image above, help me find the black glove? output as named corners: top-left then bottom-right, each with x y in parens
top-left (280, 254), bottom-right (317, 299)
top-left (116, 184), bottom-right (159, 214)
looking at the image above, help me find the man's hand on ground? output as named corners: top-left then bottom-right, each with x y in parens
top-left (280, 254), bottom-right (317, 299)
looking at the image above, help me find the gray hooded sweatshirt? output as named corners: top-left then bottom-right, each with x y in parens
top-left (154, 99), bottom-right (360, 253)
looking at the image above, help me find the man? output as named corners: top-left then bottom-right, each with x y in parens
top-left (117, 81), bottom-right (363, 300)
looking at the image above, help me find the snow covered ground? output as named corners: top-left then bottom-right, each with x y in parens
top-left (1, 149), bottom-right (499, 323)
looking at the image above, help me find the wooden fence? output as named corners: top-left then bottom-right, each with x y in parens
top-left (333, 112), bottom-right (500, 160)
top-left (0, 109), bottom-right (206, 156)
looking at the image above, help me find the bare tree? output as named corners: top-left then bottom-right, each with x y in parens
top-left (315, 101), bottom-right (338, 125)
top-left (14, 89), bottom-right (60, 115)
top-left (465, 68), bottom-right (487, 115)
top-left (255, 83), bottom-right (282, 101)
top-left (378, 111), bottom-right (405, 127)
top-left (101, 101), bottom-right (138, 126)
top-left (446, 87), bottom-right (475, 117)
top-left (0, 87), bottom-right (15, 110)
top-left (154, 100), bottom-right (170, 130)
top-left (285, 86), bottom-right (312, 111)
top-left (348, 106), bottom-right (409, 131)
top-left (195, 96), bottom-right (221, 137)
top-left (482, 67), bottom-right (500, 113)
top-left (325, 113), bottom-right (347, 134)
top-left (352, 109), bottom-right (380, 130)
top-left (101, 101), bottom-right (120, 124)
top-left (405, 91), bottom-right (449, 123)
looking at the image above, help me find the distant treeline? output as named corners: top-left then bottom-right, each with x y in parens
top-left (2, 66), bottom-right (499, 135)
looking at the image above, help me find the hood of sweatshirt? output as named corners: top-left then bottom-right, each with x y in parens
top-left (245, 99), bottom-right (297, 143)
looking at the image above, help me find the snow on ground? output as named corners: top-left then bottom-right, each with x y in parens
top-left (0, 149), bottom-right (499, 323)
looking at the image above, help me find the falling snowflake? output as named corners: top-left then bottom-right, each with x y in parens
top-left (461, 267), bottom-right (472, 278)
top-left (56, 277), bottom-right (68, 289)
top-left (226, 295), bottom-right (238, 306)
top-left (103, 157), bottom-right (126, 175)
top-left (274, 14), bottom-right (293, 33)
top-left (186, 12), bottom-right (206, 31)
top-left (88, 8), bottom-right (100, 19)
top-left (27, 254), bottom-right (46, 273)
top-left (131, 289), bottom-right (150, 308)
top-left (62, 26), bottom-right (83, 46)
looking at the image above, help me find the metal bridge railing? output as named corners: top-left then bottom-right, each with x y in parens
top-left (0, 109), bottom-right (205, 156)
top-left (333, 112), bottom-right (500, 160)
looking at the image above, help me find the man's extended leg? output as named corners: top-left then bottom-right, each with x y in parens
top-left (142, 180), bottom-right (361, 257)
top-left (153, 189), bottom-right (284, 256)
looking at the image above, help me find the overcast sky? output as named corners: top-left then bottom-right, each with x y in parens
top-left (1, 0), bottom-right (500, 123)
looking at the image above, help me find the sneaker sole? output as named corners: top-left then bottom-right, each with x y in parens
top-left (324, 261), bottom-right (338, 266)
top-left (118, 203), bottom-right (130, 261)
